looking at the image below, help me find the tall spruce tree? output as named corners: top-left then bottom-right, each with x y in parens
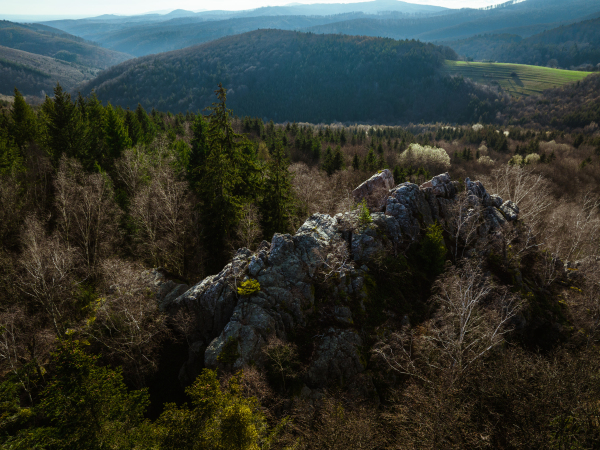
top-left (199, 84), bottom-right (254, 272)
top-left (9, 88), bottom-right (37, 152)
top-left (261, 138), bottom-right (293, 239)
top-left (104, 104), bottom-right (132, 163)
top-left (42, 83), bottom-right (86, 164)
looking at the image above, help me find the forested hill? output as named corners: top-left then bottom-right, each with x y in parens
top-left (304, 0), bottom-right (600, 42)
top-left (447, 17), bottom-right (600, 69)
top-left (81, 30), bottom-right (500, 124)
top-left (0, 20), bottom-right (132, 69)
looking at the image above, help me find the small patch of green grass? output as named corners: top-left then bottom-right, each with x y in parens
top-left (444, 60), bottom-right (592, 97)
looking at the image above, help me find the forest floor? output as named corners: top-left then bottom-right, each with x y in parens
top-left (444, 60), bottom-right (593, 97)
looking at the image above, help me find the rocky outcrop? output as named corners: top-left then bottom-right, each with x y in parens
top-left (352, 169), bottom-right (395, 211)
top-left (164, 172), bottom-right (519, 394)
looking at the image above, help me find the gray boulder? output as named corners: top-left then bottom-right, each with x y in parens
top-left (500, 200), bottom-right (520, 221)
top-left (352, 169), bottom-right (395, 211)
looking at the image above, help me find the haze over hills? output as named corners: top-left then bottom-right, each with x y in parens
top-left (305, 0), bottom-right (600, 42)
top-left (0, 20), bottom-right (132, 69)
top-left (36, 0), bottom-right (600, 59)
top-left (79, 29), bottom-right (500, 124)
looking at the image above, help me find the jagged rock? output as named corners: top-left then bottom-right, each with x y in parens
top-left (351, 224), bottom-right (383, 262)
top-left (352, 169), bottom-right (395, 211)
top-left (385, 182), bottom-right (433, 240)
top-left (169, 172), bottom-right (515, 393)
top-left (466, 177), bottom-right (492, 207)
top-left (490, 194), bottom-right (503, 208)
top-left (307, 328), bottom-right (365, 387)
top-left (500, 200), bottom-right (520, 221)
top-left (419, 172), bottom-right (457, 199)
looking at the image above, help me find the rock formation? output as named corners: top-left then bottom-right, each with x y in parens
top-left (160, 171), bottom-right (522, 394)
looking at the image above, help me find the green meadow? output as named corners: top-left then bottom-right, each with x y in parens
top-left (444, 60), bottom-right (592, 97)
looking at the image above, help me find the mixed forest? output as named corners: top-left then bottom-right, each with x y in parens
top-left (0, 77), bottom-right (599, 447)
top-left (0, 0), bottom-right (599, 448)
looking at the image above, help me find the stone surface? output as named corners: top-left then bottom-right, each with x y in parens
top-left (166, 172), bottom-right (513, 392)
top-left (500, 200), bottom-right (520, 221)
top-left (352, 169), bottom-right (395, 211)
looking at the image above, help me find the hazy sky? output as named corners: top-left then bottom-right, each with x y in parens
top-left (2, 0), bottom-right (504, 17)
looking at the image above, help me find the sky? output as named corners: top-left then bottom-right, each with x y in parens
top-left (0, 0), bottom-right (505, 18)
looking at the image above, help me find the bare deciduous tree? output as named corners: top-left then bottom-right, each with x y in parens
top-left (84, 258), bottom-right (170, 387)
top-left (481, 165), bottom-right (552, 230)
top-left (374, 261), bottom-right (521, 385)
top-left (233, 203), bottom-right (262, 251)
top-left (54, 156), bottom-right (121, 271)
top-left (0, 306), bottom-right (54, 403)
top-left (17, 216), bottom-right (81, 335)
top-left (128, 155), bottom-right (192, 277)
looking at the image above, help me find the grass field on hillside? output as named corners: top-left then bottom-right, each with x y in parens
top-left (444, 60), bottom-right (592, 97)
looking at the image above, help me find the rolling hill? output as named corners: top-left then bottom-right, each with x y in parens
top-left (304, 0), bottom-right (600, 42)
top-left (79, 29), bottom-right (499, 124)
top-left (446, 17), bottom-right (600, 69)
top-left (0, 20), bottom-right (132, 69)
top-left (443, 60), bottom-right (592, 97)
top-left (64, 14), bottom-right (368, 57)
top-left (0, 45), bottom-right (99, 96)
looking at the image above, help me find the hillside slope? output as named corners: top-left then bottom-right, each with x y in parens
top-left (0, 20), bottom-right (132, 69)
top-left (304, 0), bottom-right (600, 42)
top-left (444, 61), bottom-right (592, 97)
top-left (80, 30), bottom-right (499, 124)
top-left (447, 17), bottom-right (600, 69)
top-left (0, 45), bottom-right (99, 96)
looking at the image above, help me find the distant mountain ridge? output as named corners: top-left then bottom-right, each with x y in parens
top-left (38, 0), bottom-right (600, 58)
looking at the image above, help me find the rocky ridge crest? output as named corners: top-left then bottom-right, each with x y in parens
top-left (155, 170), bottom-right (522, 394)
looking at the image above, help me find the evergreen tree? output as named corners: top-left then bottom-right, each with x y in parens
top-left (81, 93), bottom-right (106, 171)
top-left (261, 138), bottom-right (293, 239)
top-left (104, 104), bottom-right (132, 163)
top-left (364, 148), bottom-right (377, 172)
top-left (352, 153), bottom-right (360, 171)
top-left (188, 113), bottom-right (210, 189)
top-left (124, 109), bottom-right (143, 147)
top-left (332, 145), bottom-right (345, 172)
top-left (199, 84), bottom-right (254, 272)
top-left (42, 84), bottom-right (86, 164)
top-left (12, 341), bottom-right (152, 449)
top-left (135, 104), bottom-right (156, 146)
top-left (322, 145), bottom-right (334, 175)
top-left (9, 88), bottom-right (37, 152)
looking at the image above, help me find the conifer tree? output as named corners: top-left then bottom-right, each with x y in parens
top-left (135, 104), bottom-right (156, 146)
top-left (42, 84), bottom-right (86, 164)
top-left (9, 88), bottom-right (37, 152)
top-left (104, 104), bottom-right (132, 162)
top-left (261, 138), bottom-right (293, 239)
top-left (188, 113), bottom-right (209, 189)
top-left (352, 153), bottom-right (360, 171)
top-left (199, 84), bottom-right (251, 271)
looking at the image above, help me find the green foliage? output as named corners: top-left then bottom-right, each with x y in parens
top-left (104, 103), bottom-right (132, 163)
top-left (418, 222), bottom-right (447, 277)
top-left (7, 340), bottom-right (152, 449)
top-left (217, 337), bottom-right (241, 365)
top-left (260, 138), bottom-right (293, 238)
top-left (357, 200), bottom-right (372, 228)
top-left (9, 88), bottom-right (37, 151)
top-left (238, 279), bottom-right (261, 296)
top-left (156, 369), bottom-right (284, 450)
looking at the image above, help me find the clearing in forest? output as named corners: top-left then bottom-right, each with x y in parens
top-left (444, 60), bottom-right (592, 97)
